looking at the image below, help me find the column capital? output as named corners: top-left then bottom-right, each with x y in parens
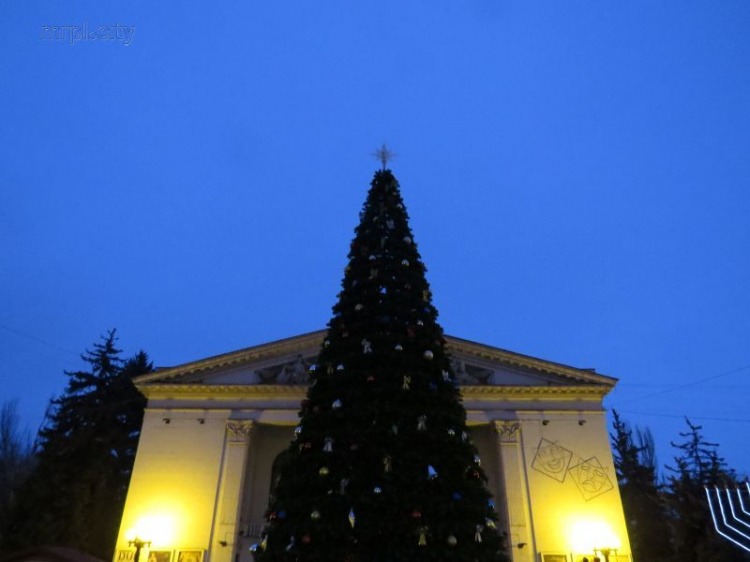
top-left (226, 420), bottom-right (255, 443)
top-left (493, 420), bottom-right (521, 443)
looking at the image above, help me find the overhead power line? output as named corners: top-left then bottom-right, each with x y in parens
top-left (617, 410), bottom-right (750, 424)
top-left (610, 364), bottom-right (750, 407)
top-left (0, 324), bottom-right (79, 357)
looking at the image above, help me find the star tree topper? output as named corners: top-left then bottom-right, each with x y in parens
top-left (372, 143), bottom-right (395, 169)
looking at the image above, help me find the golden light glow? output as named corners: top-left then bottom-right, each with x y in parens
top-left (126, 514), bottom-right (177, 547)
top-left (568, 519), bottom-right (621, 552)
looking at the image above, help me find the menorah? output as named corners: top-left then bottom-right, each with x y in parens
top-left (705, 483), bottom-right (750, 553)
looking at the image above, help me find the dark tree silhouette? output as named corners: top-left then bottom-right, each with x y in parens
top-left (5, 331), bottom-right (152, 559)
top-left (610, 410), bottom-right (672, 562)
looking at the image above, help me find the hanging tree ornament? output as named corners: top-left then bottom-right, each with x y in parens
top-left (447, 535), bottom-right (457, 547)
top-left (285, 536), bottom-right (295, 552)
top-left (418, 527), bottom-right (428, 547)
top-left (394, 344), bottom-right (403, 352)
top-left (422, 290), bottom-right (430, 302)
top-left (485, 518), bottom-right (497, 530)
top-left (369, 268), bottom-right (378, 280)
top-left (447, 428), bottom-right (456, 437)
top-left (310, 510), bottom-right (321, 521)
top-left (391, 424), bottom-right (399, 435)
top-left (319, 467), bottom-right (329, 476)
top-left (427, 465), bottom-right (438, 479)
top-left (442, 370), bottom-right (451, 382)
top-left (337, 363), bottom-right (345, 371)
top-left (323, 437), bottom-right (333, 452)
top-left (423, 350), bottom-right (434, 360)
top-left (475, 524), bottom-right (484, 543)
top-left (386, 219), bottom-right (395, 230)
top-left (404, 236), bottom-right (412, 244)
top-left (474, 455), bottom-right (482, 465)
top-left (355, 303), bottom-right (364, 311)
top-left (348, 508), bottom-right (356, 528)
top-left (402, 375), bottom-right (411, 390)
top-left (383, 455), bottom-right (392, 473)
top-left (417, 415), bottom-right (427, 431)
top-left (373, 486), bottom-right (382, 494)
top-left (402, 259), bottom-right (410, 267)
top-left (332, 399), bottom-right (342, 409)
top-left (295, 425), bottom-right (302, 437)
top-left (362, 339), bottom-right (373, 354)
top-left (340, 478), bottom-right (350, 494)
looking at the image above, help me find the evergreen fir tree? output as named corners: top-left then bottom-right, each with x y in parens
top-left (609, 411), bottom-right (672, 562)
top-left (6, 331), bottom-right (151, 559)
top-left (255, 169), bottom-right (505, 561)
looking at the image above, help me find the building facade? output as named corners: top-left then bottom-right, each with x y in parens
top-left (115, 331), bottom-right (632, 562)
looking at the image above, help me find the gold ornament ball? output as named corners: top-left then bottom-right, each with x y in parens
top-left (447, 535), bottom-right (457, 547)
top-left (319, 467), bottom-right (329, 476)
top-left (310, 510), bottom-right (321, 521)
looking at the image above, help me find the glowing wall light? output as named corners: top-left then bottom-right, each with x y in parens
top-left (126, 514), bottom-right (177, 547)
top-left (568, 519), bottom-right (621, 555)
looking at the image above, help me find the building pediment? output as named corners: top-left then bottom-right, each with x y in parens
top-left (135, 330), bottom-right (615, 390)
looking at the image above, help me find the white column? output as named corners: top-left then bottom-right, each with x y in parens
top-left (494, 421), bottom-right (535, 562)
top-left (209, 420), bottom-right (254, 562)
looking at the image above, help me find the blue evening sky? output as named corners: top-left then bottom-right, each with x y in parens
top-left (2, 1), bottom-right (749, 474)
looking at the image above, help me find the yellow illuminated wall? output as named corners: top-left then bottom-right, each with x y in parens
top-left (116, 410), bottom-right (228, 553)
top-left (519, 412), bottom-right (631, 560)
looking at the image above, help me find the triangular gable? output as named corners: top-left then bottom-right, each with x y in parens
top-left (136, 331), bottom-right (616, 388)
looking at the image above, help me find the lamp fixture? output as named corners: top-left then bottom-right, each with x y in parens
top-left (128, 537), bottom-right (151, 562)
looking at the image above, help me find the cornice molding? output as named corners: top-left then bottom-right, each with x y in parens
top-left (138, 383), bottom-right (609, 401)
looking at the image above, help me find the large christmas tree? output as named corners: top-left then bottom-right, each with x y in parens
top-left (254, 165), bottom-right (506, 561)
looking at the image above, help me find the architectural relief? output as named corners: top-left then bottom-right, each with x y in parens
top-left (226, 420), bottom-right (254, 443)
top-left (568, 457), bottom-right (614, 501)
top-left (253, 354), bottom-right (499, 386)
top-left (254, 355), bottom-right (315, 384)
top-left (450, 358), bottom-right (494, 385)
top-left (494, 420), bottom-right (521, 444)
top-left (531, 438), bottom-right (574, 483)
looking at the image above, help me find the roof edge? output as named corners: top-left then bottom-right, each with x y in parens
top-left (135, 330), bottom-right (616, 387)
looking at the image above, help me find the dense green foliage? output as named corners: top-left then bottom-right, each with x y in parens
top-left (4, 331), bottom-right (151, 560)
top-left (255, 170), bottom-right (506, 561)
